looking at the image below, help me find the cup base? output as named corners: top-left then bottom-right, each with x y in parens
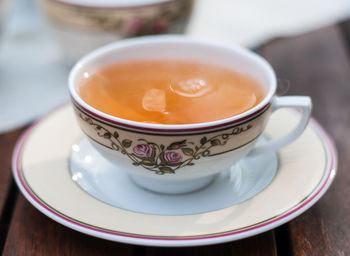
top-left (129, 174), bottom-right (216, 194)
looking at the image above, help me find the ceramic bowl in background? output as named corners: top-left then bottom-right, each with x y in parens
top-left (37, 0), bottom-right (194, 65)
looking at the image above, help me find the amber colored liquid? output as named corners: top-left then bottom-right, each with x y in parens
top-left (78, 60), bottom-right (265, 124)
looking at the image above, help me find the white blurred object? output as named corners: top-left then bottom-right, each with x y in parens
top-left (0, 0), bottom-right (11, 38)
top-left (1, 0), bottom-right (350, 133)
top-left (0, 0), bottom-right (68, 133)
top-left (187, 0), bottom-right (350, 47)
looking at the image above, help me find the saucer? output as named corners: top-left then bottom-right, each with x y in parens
top-left (12, 104), bottom-right (337, 247)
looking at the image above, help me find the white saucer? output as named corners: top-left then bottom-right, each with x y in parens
top-left (70, 137), bottom-right (278, 215)
top-left (12, 105), bottom-right (337, 247)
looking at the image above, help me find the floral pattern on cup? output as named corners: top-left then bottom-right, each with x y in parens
top-left (133, 144), bottom-right (153, 158)
top-left (38, 0), bottom-right (193, 36)
top-left (164, 151), bottom-right (182, 164)
top-left (78, 112), bottom-right (255, 175)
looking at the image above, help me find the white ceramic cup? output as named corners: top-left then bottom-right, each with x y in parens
top-left (69, 35), bottom-right (312, 194)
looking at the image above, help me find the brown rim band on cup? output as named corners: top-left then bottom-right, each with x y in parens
top-left (72, 98), bottom-right (271, 134)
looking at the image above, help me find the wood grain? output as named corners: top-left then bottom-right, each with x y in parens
top-left (261, 25), bottom-right (350, 256)
top-left (340, 19), bottom-right (350, 50)
top-left (0, 128), bottom-right (24, 215)
top-left (3, 195), bottom-right (134, 256)
top-left (0, 128), bottom-right (26, 253)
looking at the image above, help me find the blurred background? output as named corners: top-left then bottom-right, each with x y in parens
top-left (1, 0), bottom-right (350, 133)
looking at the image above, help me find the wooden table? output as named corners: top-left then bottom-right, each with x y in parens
top-left (1, 22), bottom-right (350, 255)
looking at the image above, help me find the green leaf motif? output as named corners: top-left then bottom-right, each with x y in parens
top-left (113, 131), bottom-right (119, 139)
top-left (103, 132), bottom-right (111, 139)
top-left (122, 139), bottom-right (132, 148)
top-left (202, 150), bottom-right (210, 157)
top-left (167, 140), bottom-right (186, 150)
top-left (111, 142), bottom-right (120, 151)
top-left (159, 152), bottom-right (166, 164)
top-left (200, 137), bottom-right (207, 145)
top-left (159, 166), bottom-right (175, 174)
top-left (181, 147), bottom-right (194, 156)
top-left (141, 159), bottom-right (154, 166)
top-left (151, 145), bottom-right (156, 158)
top-left (210, 139), bottom-right (221, 146)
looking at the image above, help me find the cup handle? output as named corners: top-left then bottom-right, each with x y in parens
top-left (249, 96), bottom-right (312, 155)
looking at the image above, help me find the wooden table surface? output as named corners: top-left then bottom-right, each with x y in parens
top-left (1, 22), bottom-right (350, 255)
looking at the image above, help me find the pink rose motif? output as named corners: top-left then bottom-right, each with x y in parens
top-left (152, 19), bottom-right (168, 34)
top-left (126, 18), bottom-right (143, 35)
top-left (164, 151), bottom-right (182, 164)
top-left (133, 144), bottom-right (153, 158)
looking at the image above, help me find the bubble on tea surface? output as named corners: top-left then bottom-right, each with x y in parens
top-left (142, 89), bottom-right (166, 112)
top-left (170, 79), bottom-right (211, 97)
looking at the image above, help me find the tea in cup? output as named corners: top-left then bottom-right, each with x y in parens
top-left (69, 36), bottom-right (312, 194)
top-left (78, 59), bottom-right (265, 124)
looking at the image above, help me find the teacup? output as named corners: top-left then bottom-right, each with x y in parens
top-left (37, 0), bottom-right (194, 65)
top-left (69, 36), bottom-right (312, 194)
